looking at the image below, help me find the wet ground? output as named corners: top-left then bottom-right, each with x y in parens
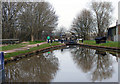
top-left (4, 45), bottom-right (119, 82)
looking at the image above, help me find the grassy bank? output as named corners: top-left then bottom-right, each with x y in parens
top-left (28, 41), bottom-right (45, 44)
top-left (5, 42), bottom-right (62, 59)
top-left (1, 41), bottom-right (45, 51)
top-left (80, 40), bottom-right (120, 48)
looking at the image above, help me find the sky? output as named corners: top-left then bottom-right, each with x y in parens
top-left (118, 1), bottom-right (120, 24)
top-left (46, 0), bottom-right (120, 30)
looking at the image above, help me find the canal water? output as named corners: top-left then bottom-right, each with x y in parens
top-left (5, 46), bottom-right (119, 82)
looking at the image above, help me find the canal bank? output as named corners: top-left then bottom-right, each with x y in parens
top-left (4, 41), bottom-right (120, 65)
top-left (78, 43), bottom-right (120, 53)
top-left (4, 42), bottom-right (65, 64)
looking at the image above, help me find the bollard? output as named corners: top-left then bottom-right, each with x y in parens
top-left (37, 44), bottom-right (39, 47)
top-left (82, 39), bottom-right (83, 43)
top-left (51, 40), bottom-right (52, 43)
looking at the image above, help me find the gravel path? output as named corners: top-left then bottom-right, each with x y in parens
top-left (1, 42), bottom-right (47, 53)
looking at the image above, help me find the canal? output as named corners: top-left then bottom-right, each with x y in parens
top-left (5, 45), bottom-right (119, 82)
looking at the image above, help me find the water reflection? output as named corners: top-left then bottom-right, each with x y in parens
top-left (71, 46), bottom-right (118, 82)
top-left (92, 50), bottom-right (113, 81)
top-left (5, 52), bottom-right (59, 82)
top-left (5, 46), bottom-right (118, 82)
top-left (71, 47), bottom-right (95, 73)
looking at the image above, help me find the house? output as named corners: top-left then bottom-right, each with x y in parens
top-left (107, 24), bottom-right (120, 42)
top-left (107, 26), bottom-right (116, 41)
top-left (107, 2), bottom-right (120, 42)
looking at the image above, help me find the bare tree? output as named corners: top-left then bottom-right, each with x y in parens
top-left (2, 2), bottom-right (22, 39)
top-left (91, 1), bottom-right (113, 37)
top-left (71, 9), bottom-right (94, 40)
top-left (53, 26), bottom-right (66, 39)
top-left (2, 2), bottom-right (58, 41)
top-left (0, 2), bottom-right (2, 43)
top-left (18, 2), bottom-right (58, 41)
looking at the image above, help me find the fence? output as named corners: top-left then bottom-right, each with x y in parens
top-left (0, 39), bottom-right (19, 44)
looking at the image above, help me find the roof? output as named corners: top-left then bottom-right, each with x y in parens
top-left (108, 24), bottom-right (120, 29)
top-left (108, 26), bottom-right (116, 29)
top-left (95, 37), bottom-right (106, 40)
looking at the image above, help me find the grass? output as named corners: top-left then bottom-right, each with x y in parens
top-left (80, 40), bottom-right (120, 48)
top-left (1, 41), bottom-right (45, 51)
top-left (5, 42), bottom-right (62, 59)
top-left (29, 41), bottom-right (45, 44)
top-left (1, 43), bottom-right (29, 51)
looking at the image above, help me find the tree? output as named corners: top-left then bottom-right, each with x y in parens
top-left (91, 1), bottom-right (113, 37)
top-left (0, 2), bottom-right (2, 40)
top-left (71, 9), bottom-right (94, 40)
top-left (18, 2), bottom-right (58, 41)
top-left (2, 2), bottom-right (58, 41)
top-left (2, 2), bottom-right (22, 39)
top-left (53, 26), bottom-right (66, 39)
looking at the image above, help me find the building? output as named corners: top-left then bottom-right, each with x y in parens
top-left (107, 24), bottom-right (120, 41)
top-left (107, 26), bottom-right (116, 41)
top-left (107, 2), bottom-right (120, 42)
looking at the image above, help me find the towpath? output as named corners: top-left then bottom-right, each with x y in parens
top-left (1, 42), bottom-right (47, 53)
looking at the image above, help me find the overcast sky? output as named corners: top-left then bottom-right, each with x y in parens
top-left (46, 0), bottom-right (120, 30)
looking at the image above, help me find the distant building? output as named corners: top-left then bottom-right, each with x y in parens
top-left (107, 2), bottom-right (120, 42)
top-left (107, 26), bottom-right (117, 41)
top-left (107, 24), bottom-right (120, 41)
